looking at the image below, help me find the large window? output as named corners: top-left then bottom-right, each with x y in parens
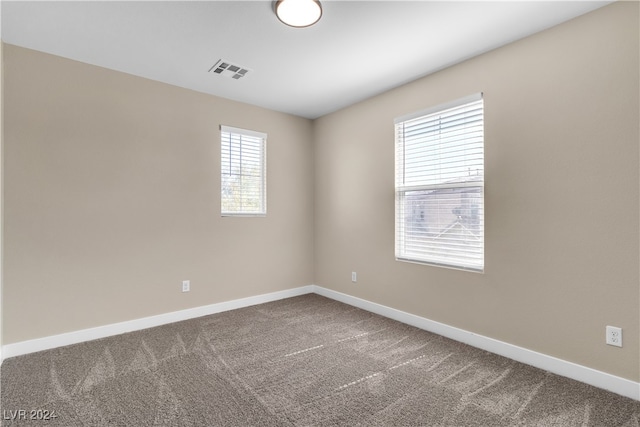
top-left (220, 125), bottom-right (267, 216)
top-left (394, 94), bottom-right (484, 272)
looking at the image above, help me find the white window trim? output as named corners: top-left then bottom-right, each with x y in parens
top-left (220, 125), bottom-right (267, 217)
top-left (394, 93), bottom-right (484, 272)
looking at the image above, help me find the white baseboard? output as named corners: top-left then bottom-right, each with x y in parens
top-left (311, 285), bottom-right (640, 401)
top-left (2, 285), bottom-right (314, 361)
top-left (2, 283), bottom-right (638, 401)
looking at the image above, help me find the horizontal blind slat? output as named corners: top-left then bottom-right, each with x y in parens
top-left (221, 126), bottom-right (267, 216)
top-left (395, 94), bottom-right (484, 271)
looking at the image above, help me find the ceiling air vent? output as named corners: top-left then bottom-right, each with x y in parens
top-left (208, 59), bottom-right (250, 80)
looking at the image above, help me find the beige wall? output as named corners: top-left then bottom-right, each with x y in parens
top-left (314, 2), bottom-right (639, 381)
top-left (3, 44), bottom-right (315, 343)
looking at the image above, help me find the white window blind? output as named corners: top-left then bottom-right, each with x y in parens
top-left (395, 93), bottom-right (484, 271)
top-left (221, 125), bottom-right (266, 216)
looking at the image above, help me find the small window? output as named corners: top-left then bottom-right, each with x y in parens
top-left (394, 94), bottom-right (484, 272)
top-left (220, 125), bottom-right (267, 216)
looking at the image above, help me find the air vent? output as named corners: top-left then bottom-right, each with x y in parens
top-left (208, 59), bottom-right (250, 80)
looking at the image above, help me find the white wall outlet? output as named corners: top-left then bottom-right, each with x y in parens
top-left (606, 326), bottom-right (622, 347)
top-left (182, 280), bottom-right (190, 293)
top-left (351, 272), bottom-right (357, 283)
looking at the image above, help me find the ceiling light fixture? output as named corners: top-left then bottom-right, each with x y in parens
top-left (275, 0), bottom-right (322, 28)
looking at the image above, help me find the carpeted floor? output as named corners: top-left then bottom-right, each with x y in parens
top-left (1, 294), bottom-right (639, 426)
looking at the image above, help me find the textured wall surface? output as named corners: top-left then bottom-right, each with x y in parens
top-left (3, 44), bottom-right (315, 343)
top-left (314, 2), bottom-right (639, 381)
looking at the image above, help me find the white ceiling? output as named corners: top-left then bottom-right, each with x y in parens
top-left (2, 1), bottom-right (612, 119)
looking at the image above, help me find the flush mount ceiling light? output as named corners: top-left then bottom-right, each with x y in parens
top-left (275, 0), bottom-right (322, 28)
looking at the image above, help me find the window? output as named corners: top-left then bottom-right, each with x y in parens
top-left (395, 93), bottom-right (484, 272)
top-left (220, 125), bottom-right (267, 216)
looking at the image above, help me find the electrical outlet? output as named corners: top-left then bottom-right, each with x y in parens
top-left (182, 280), bottom-right (190, 293)
top-left (351, 272), bottom-right (357, 283)
top-left (606, 326), bottom-right (622, 347)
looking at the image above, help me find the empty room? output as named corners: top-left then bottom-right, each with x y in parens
top-left (0, 0), bottom-right (638, 425)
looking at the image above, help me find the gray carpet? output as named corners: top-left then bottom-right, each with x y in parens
top-left (1, 294), bottom-right (638, 426)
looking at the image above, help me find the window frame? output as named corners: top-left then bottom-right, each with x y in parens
top-left (394, 93), bottom-right (484, 272)
top-left (220, 125), bottom-right (267, 217)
